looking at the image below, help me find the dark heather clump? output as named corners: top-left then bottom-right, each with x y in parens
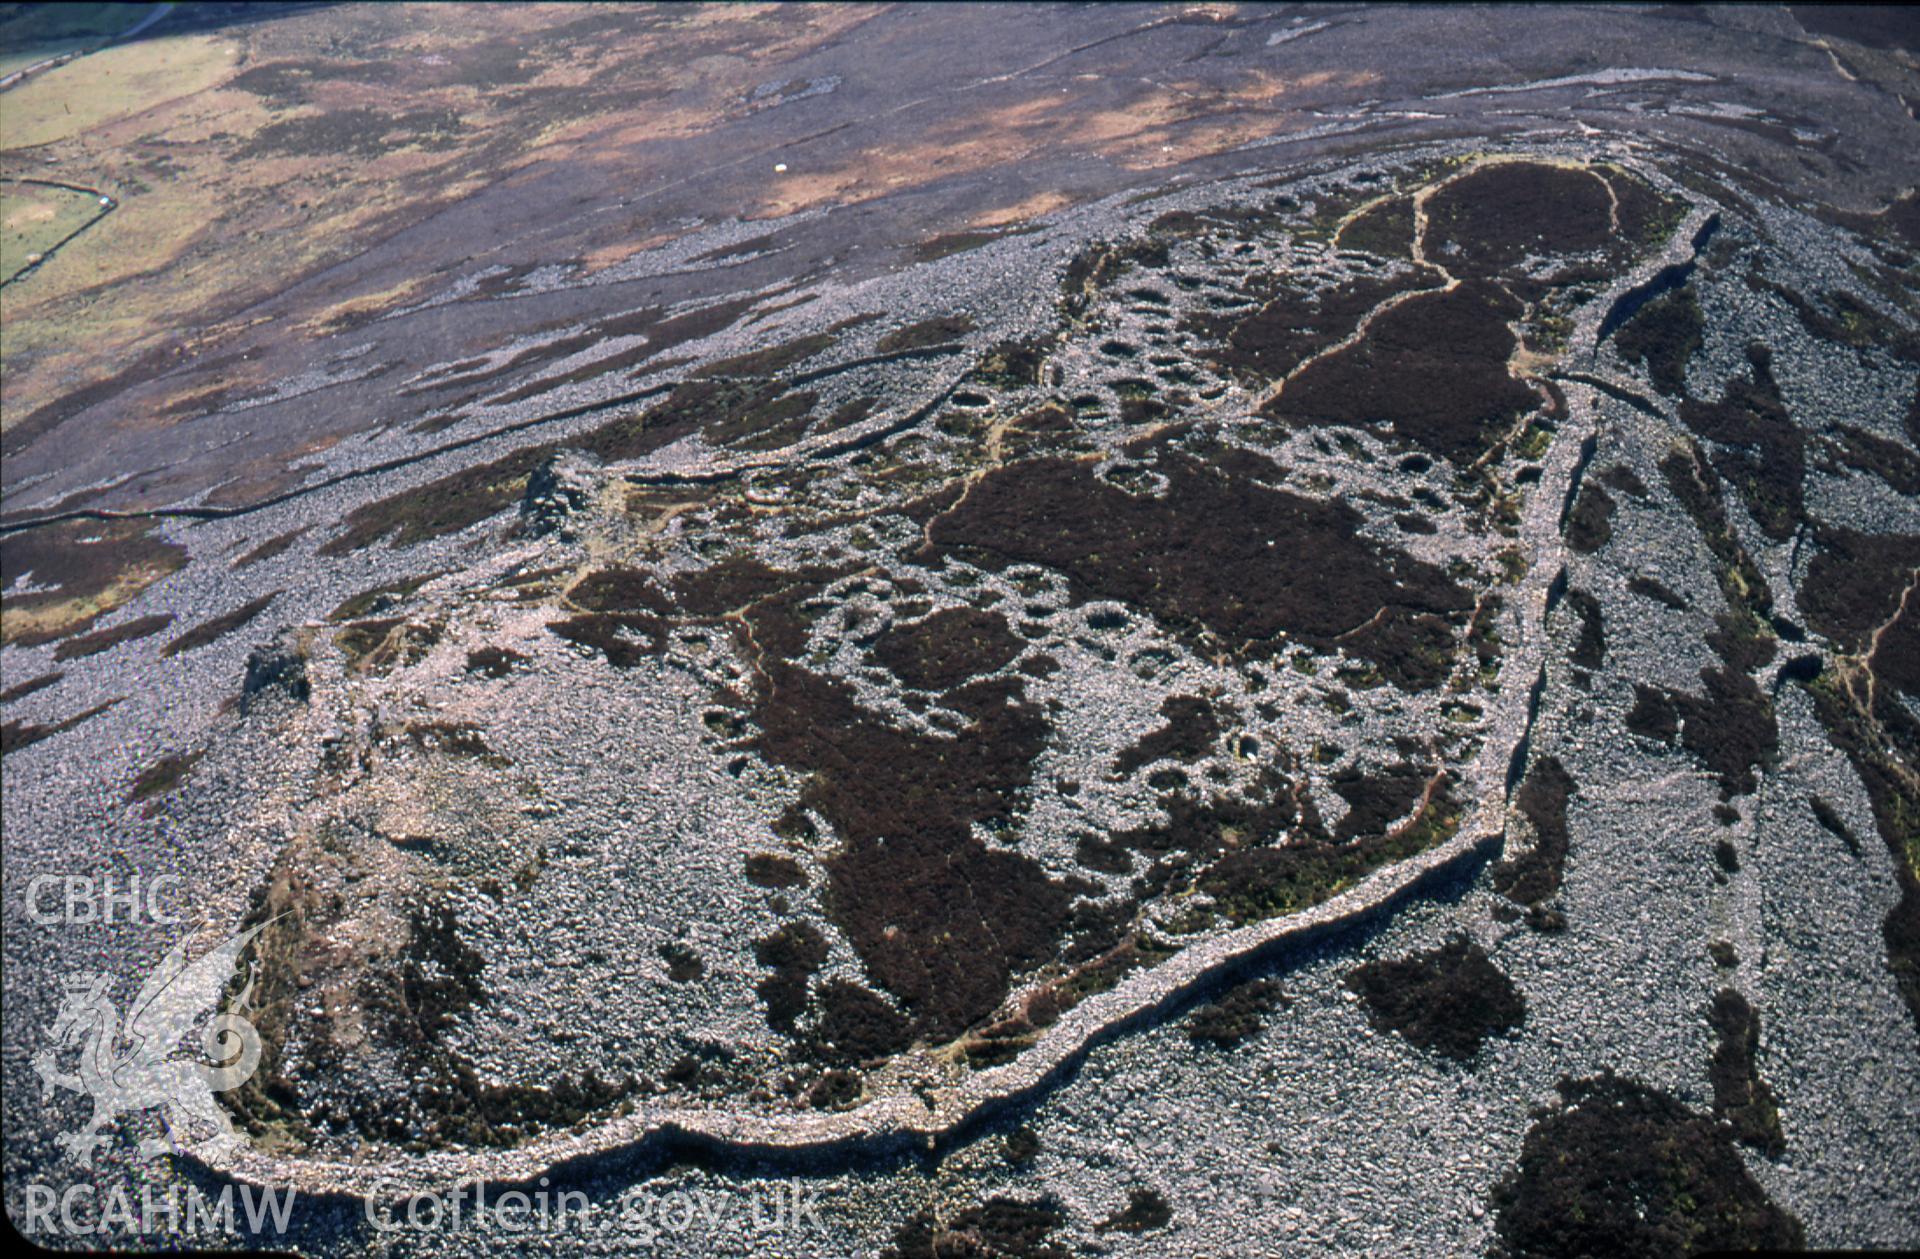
top-left (1674, 666), bottom-right (1778, 799)
top-left (658, 942), bottom-right (704, 983)
top-left (1, 699), bottom-right (121, 757)
top-left (1344, 936), bottom-right (1525, 1061)
top-left (1612, 285), bottom-right (1703, 396)
top-left (1627, 574), bottom-right (1688, 610)
top-left (232, 527), bottom-right (306, 569)
top-left (876, 315), bottom-right (974, 353)
top-left (51, 613), bottom-right (175, 662)
top-left (1626, 684), bottom-right (1679, 742)
top-left (754, 922), bottom-right (828, 1032)
top-left (464, 645), bottom-right (529, 677)
top-left (130, 751), bottom-right (203, 803)
top-left (1565, 588), bottom-right (1605, 669)
top-left (1492, 757), bottom-right (1574, 912)
top-left (1187, 269), bottom-right (1442, 384)
top-left (882, 1196), bottom-right (1068, 1259)
top-left (1677, 345), bottom-right (1804, 541)
top-left (1423, 161), bottom-right (1615, 272)
top-left (1336, 194), bottom-right (1415, 258)
top-left (1114, 694), bottom-right (1222, 777)
top-left (1563, 481), bottom-right (1616, 553)
top-left (1261, 280), bottom-right (1541, 466)
top-left (1831, 424), bottom-right (1920, 496)
top-left (1186, 976), bottom-right (1287, 1048)
top-left (1600, 463), bottom-right (1651, 498)
top-left (1658, 440), bottom-right (1776, 626)
top-left (1707, 988), bottom-right (1786, 1157)
top-left (701, 562), bottom-right (1076, 1045)
top-left (1098, 1188), bottom-right (1172, 1234)
top-left (1808, 795), bottom-right (1860, 856)
top-left (743, 853), bottom-right (807, 889)
top-left (1328, 762), bottom-right (1427, 842)
top-left (329, 571), bottom-right (447, 622)
top-left (869, 606), bottom-right (1023, 690)
top-left (0, 673), bottom-right (62, 704)
top-left (924, 454), bottom-right (1471, 690)
top-left (163, 591), bottom-right (280, 657)
top-left (1798, 526), bottom-right (1920, 654)
top-left (1621, 618), bottom-right (1776, 798)
top-left (1489, 1073), bottom-right (1804, 1258)
top-left (810, 978), bottom-right (914, 1065)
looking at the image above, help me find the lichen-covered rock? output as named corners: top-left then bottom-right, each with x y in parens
top-left (239, 627), bottom-right (310, 710)
top-left (519, 448), bottom-right (603, 539)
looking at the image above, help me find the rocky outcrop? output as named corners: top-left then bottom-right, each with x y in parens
top-left (519, 449), bottom-right (604, 539)
top-left (239, 628), bottom-right (311, 711)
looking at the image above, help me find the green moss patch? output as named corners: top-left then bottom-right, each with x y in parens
top-left (1200, 773), bottom-right (1462, 924)
top-left (1798, 665), bottom-right (1920, 1029)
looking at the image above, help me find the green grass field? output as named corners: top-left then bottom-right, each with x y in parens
top-left (0, 3), bottom-right (156, 77)
top-left (0, 180), bottom-right (106, 283)
top-left (0, 3), bottom-right (153, 47)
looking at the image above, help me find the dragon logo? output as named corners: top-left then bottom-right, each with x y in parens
top-left (32, 921), bottom-right (273, 1166)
